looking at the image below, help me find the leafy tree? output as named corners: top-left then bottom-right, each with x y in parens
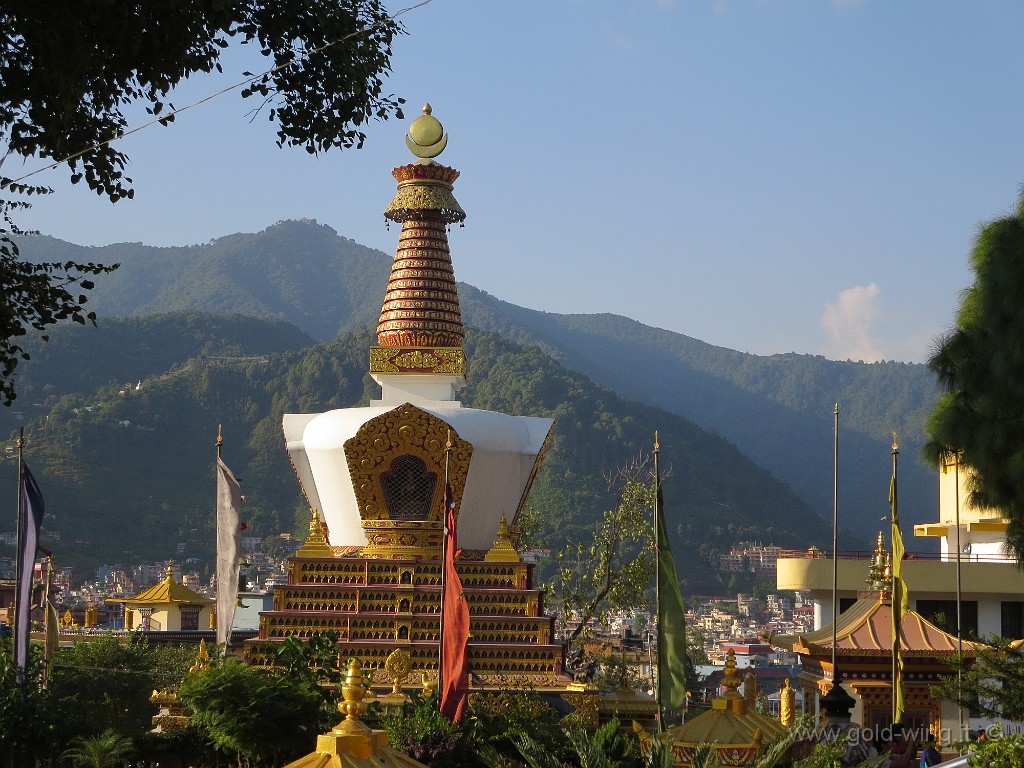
top-left (967, 732), bottom-right (1024, 768)
top-left (179, 658), bottom-right (322, 767)
top-left (924, 190), bottom-right (1024, 560)
top-left (61, 730), bottom-right (134, 768)
top-left (550, 474), bottom-right (655, 655)
top-left (0, 0), bottom-right (405, 404)
top-left (48, 634), bottom-right (162, 742)
top-left (0, 638), bottom-right (53, 764)
top-left (932, 638), bottom-right (1024, 721)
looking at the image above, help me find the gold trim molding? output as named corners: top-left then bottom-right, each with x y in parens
top-left (370, 346), bottom-right (464, 375)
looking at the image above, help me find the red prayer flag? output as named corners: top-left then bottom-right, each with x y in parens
top-left (440, 482), bottom-right (470, 720)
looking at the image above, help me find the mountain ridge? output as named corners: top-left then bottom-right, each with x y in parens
top-left (14, 220), bottom-right (942, 544)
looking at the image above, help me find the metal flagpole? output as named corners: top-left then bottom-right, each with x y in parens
top-left (891, 436), bottom-right (900, 724)
top-left (654, 432), bottom-right (663, 734)
top-left (953, 454), bottom-right (965, 740)
top-left (13, 426), bottom-right (24, 680)
top-left (438, 431), bottom-right (452, 710)
top-left (830, 405), bottom-right (839, 691)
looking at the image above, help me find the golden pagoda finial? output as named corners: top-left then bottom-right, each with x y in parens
top-left (867, 531), bottom-right (889, 591)
top-left (405, 103), bottom-right (448, 159)
top-left (189, 639), bottom-right (210, 674)
top-left (485, 514), bottom-right (521, 562)
top-left (165, 561), bottom-right (175, 583)
top-left (722, 649), bottom-right (742, 698)
top-left (334, 658), bottom-right (371, 735)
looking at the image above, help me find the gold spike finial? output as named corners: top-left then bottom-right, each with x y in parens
top-left (334, 658), bottom-right (372, 734)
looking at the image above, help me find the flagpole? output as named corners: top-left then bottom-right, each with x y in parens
top-left (13, 428), bottom-right (23, 651)
top-left (653, 432), bottom-right (663, 734)
top-left (438, 430), bottom-right (452, 709)
top-left (891, 435), bottom-right (900, 724)
top-left (13, 426), bottom-right (24, 684)
top-left (830, 405), bottom-right (839, 680)
top-left (953, 454), bottom-right (965, 740)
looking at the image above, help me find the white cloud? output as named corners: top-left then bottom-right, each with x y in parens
top-left (821, 283), bottom-right (884, 362)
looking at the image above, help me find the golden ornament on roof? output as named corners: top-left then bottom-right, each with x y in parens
top-left (405, 104), bottom-right (448, 159)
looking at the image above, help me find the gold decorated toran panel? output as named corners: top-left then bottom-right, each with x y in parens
top-left (343, 402), bottom-right (472, 527)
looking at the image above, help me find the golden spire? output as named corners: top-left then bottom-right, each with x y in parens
top-left (189, 639), bottom-right (210, 674)
top-left (165, 562), bottom-right (176, 583)
top-left (484, 514), bottom-right (521, 562)
top-left (372, 103), bottom-right (466, 376)
top-left (867, 531), bottom-right (890, 592)
top-left (713, 649), bottom-right (748, 714)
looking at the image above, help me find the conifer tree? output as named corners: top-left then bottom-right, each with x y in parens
top-left (925, 189), bottom-right (1024, 562)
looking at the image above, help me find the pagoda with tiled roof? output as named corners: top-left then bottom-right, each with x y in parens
top-left (770, 533), bottom-right (981, 735)
top-left (110, 562), bottom-right (213, 632)
top-left (245, 106), bottom-right (564, 691)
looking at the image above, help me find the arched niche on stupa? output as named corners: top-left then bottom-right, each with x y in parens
top-left (343, 402), bottom-right (472, 523)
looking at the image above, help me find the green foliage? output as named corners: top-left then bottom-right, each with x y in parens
top-left (932, 638), bottom-right (1024, 720)
top-left (552, 478), bottom-right (655, 651)
top-left (925, 190), bottom-right (1024, 561)
top-left (0, 201), bottom-right (118, 405)
top-left (15, 220), bottom-right (941, 544)
top-left (383, 693), bottom-right (464, 766)
top-left (179, 659), bottom-right (323, 766)
top-left (968, 731), bottom-right (1024, 767)
top-left (0, 1), bottom-right (403, 200)
top-left (61, 729), bottom-right (135, 768)
top-left (467, 689), bottom-right (570, 766)
top-left (48, 634), bottom-right (164, 742)
top-left (0, 0), bottom-right (404, 405)
top-left (4, 318), bottom-right (828, 592)
top-left (0, 638), bottom-right (53, 763)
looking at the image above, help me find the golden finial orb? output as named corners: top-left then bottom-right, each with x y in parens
top-left (406, 103), bottom-right (448, 159)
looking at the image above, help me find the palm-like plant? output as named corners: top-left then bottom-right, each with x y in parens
top-left (61, 730), bottom-right (134, 768)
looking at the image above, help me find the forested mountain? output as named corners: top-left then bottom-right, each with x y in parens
top-left (0, 320), bottom-right (828, 594)
top-left (15, 220), bottom-right (942, 545)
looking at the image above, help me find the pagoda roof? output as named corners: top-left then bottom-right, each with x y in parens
top-left (774, 597), bottom-right (981, 658)
top-left (664, 704), bottom-right (787, 748)
top-left (110, 566), bottom-right (212, 606)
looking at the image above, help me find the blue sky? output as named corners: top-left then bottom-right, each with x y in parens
top-left (13, 0), bottom-right (1024, 363)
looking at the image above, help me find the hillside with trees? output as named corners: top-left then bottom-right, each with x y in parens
top-left (14, 220), bottom-right (941, 545)
top-left (0, 318), bottom-right (828, 594)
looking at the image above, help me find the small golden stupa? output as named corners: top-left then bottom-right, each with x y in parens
top-left (282, 658), bottom-right (428, 768)
top-left (634, 650), bottom-right (787, 767)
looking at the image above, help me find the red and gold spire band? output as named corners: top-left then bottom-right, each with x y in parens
top-left (377, 212), bottom-right (463, 348)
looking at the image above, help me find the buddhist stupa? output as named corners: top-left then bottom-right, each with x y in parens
top-left (283, 104), bottom-right (553, 552)
top-left (247, 105), bottom-right (564, 691)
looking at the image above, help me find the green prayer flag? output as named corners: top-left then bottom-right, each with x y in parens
top-left (656, 469), bottom-right (688, 716)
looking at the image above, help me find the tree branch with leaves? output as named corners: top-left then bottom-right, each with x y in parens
top-left (0, 0), bottom-right (406, 404)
